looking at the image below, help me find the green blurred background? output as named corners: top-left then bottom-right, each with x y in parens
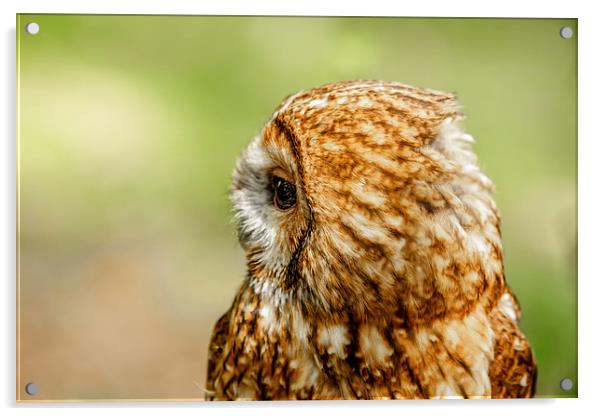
top-left (17, 15), bottom-right (577, 400)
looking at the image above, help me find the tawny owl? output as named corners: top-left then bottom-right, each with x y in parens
top-left (205, 80), bottom-right (536, 400)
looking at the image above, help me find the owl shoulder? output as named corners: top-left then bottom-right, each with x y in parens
top-left (489, 290), bottom-right (537, 398)
top-left (205, 311), bottom-right (231, 400)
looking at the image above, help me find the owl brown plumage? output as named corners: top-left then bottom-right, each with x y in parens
top-left (205, 80), bottom-right (536, 400)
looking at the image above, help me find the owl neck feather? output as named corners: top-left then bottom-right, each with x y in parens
top-left (229, 272), bottom-right (505, 399)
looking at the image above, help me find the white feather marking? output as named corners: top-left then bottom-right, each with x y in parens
top-left (459, 133), bottom-right (475, 143)
top-left (360, 151), bottom-right (398, 171)
top-left (383, 215), bottom-right (404, 229)
top-left (464, 271), bottom-right (479, 283)
top-left (432, 254), bottom-right (450, 272)
top-left (257, 302), bottom-right (280, 334)
top-left (433, 382), bottom-right (462, 399)
top-left (432, 222), bottom-right (452, 241)
top-left (359, 326), bottom-right (394, 365)
top-left (290, 355), bottom-right (320, 389)
top-left (306, 97), bottom-right (328, 109)
top-left (469, 234), bottom-right (489, 254)
top-left (348, 180), bottom-right (387, 207)
top-left (499, 293), bottom-right (518, 321)
top-left (357, 96), bottom-right (374, 107)
top-left (343, 211), bottom-right (390, 244)
top-left (318, 325), bottom-right (350, 358)
top-left (321, 141), bottom-right (344, 152)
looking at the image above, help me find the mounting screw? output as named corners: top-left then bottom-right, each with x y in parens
top-left (559, 26), bottom-right (573, 39)
top-left (25, 383), bottom-right (38, 396)
top-left (560, 378), bottom-right (574, 391)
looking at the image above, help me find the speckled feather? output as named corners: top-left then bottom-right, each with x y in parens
top-left (206, 80), bottom-right (536, 400)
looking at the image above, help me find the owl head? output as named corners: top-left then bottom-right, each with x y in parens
top-left (231, 80), bottom-right (504, 324)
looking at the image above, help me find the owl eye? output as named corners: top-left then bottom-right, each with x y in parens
top-left (271, 175), bottom-right (297, 211)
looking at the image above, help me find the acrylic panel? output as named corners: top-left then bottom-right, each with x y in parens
top-left (16, 15), bottom-right (577, 401)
